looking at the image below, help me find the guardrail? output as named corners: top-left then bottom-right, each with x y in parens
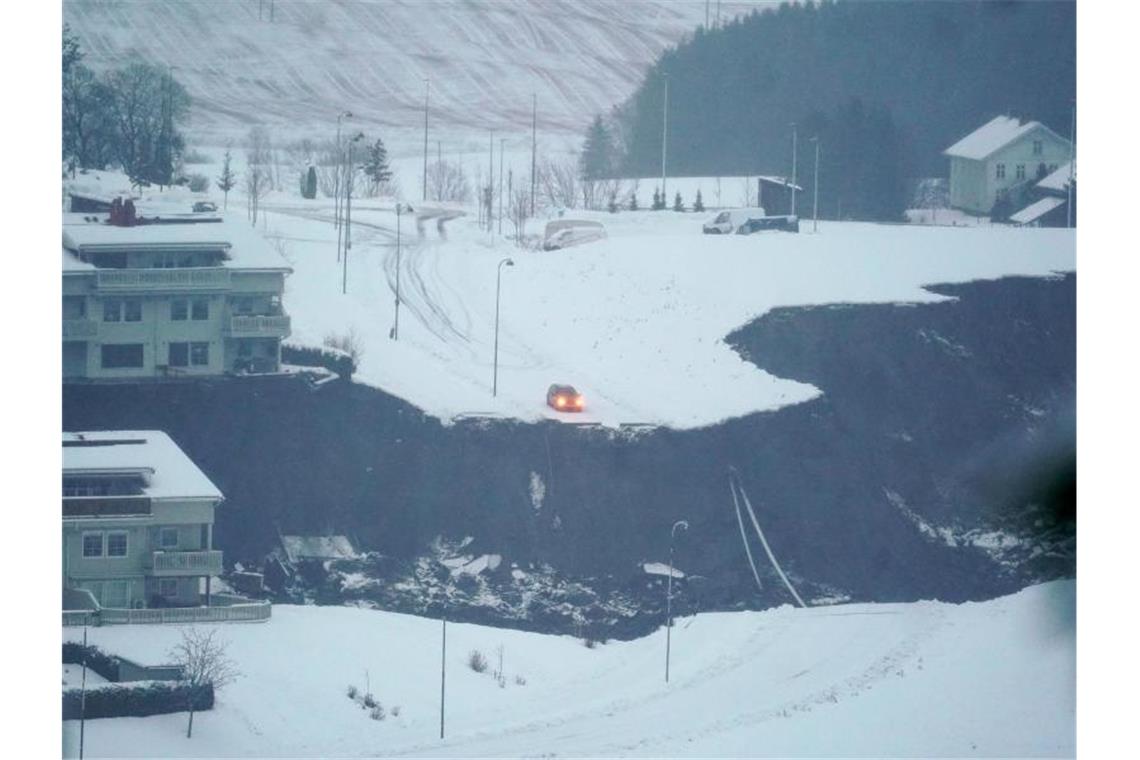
top-left (151, 550), bottom-right (224, 576)
top-left (63, 496), bottom-right (151, 518)
top-left (63, 319), bottom-right (98, 339)
top-left (63, 600), bottom-right (271, 626)
top-left (227, 314), bottom-right (291, 337)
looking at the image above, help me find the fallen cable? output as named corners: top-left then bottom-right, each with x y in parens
top-left (733, 471), bottom-right (808, 608)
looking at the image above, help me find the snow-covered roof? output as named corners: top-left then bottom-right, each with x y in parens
top-left (944, 116), bottom-right (1051, 161)
top-left (61, 217), bottom-right (292, 272)
top-left (1036, 161), bottom-right (1075, 193)
top-left (63, 431), bottom-right (223, 502)
top-left (281, 535), bottom-right (356, 563)
top-left (1010, 196), bottom-right (1066, 225)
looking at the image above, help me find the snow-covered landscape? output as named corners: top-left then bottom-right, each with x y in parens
top-left (63, 581), bottom-right (1075, 758)
top-left (54, 1), bottom-right (1083, 757)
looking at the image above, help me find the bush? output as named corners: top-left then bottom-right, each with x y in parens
top-left (323, 330), bottom-right (363, 366)
top-left (346, 684), bottom-right (358, 700)
top-left (370, 705), bottom-right (386, 721)
top-left (467, 649), bottom-right (488, 673)
top-left (362, 693), bottom-right (377, 709)
top-left (187, 173), bottom-right (210, 193)
top-left (514, 675), bottom-right (527, 686)
top-left (583, 638), bottom-right (598, 649)
top-left (62, 681), bottom-right (213, 720)
top-left (63, 643), bottom-right (120, 682)
top-left (390, 705), bottom-right (401, 717)
top-left (281, 341), bottom-right (356, 379)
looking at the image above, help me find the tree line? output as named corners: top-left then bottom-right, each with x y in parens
top-left (63, 24), bottom-right (191, 189)
top-left (596, 0), bottom-right (1074, 221)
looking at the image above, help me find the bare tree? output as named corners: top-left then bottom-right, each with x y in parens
top-left (427, 159), bottom-right (472, 202)
top-left (508, 185), bottom-right (531, 246)
top-left (245, 164), bottom-right (270, 225)
top-left (537, 158), bottom-right (579, 209)
top-left (168, 628), bottom-right (239, 739)
top-left (217, 146), bottom-right (236, 210)
top-left (245, 126), bottom-right (274, 224)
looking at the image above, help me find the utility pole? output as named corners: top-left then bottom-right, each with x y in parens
top-left (661, 74), bottom-right (669, 203)
top-left (79, 613), bottom-right (88, 759)
top-left (790, 123), bottom-right (798, 217)
top-left (1067, 100), bottom-right (1075, 229)
top-left (811, 136), bottom-right (820, 233)
top-left (393, 204), bottom-right (405, 340)
top-left (270, 0), bottom-right (275, 22)
top-left (705, 0), bottom-right (710, 28)
top-left (531, 94), bottom-right (538, 216)
top-left (498, 138), bottom-right (505, 235)
top-left (423, 78), bottom-right (430, 203)
top-left (334, 111), bottom-right (351, 260)
top-left (493, 258), bottom-right (514, 396)
top-left (343, 133), bottom-right (363, 294)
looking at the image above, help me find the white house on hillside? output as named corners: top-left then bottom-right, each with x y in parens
top-left (62, 215), bottom-right (293, 381)
top-left (944, 115), bottom-right (1071, 215)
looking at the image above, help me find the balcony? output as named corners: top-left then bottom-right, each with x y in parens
top-left (63, 319), bottom-right (97, 339)
top-left (150, 549), bottom-right (224, 576)
top-left (63, 496), bottom-right (151, 519)
top-left (226, 314), bottom-right (291, 338)
top-left (96, 268), bottom-right (231, 293)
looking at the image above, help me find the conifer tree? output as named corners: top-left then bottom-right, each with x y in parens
top-left (652, 187), bottom-right (663, 210)
top-left (579, 115), bottom-right (614, 181)
top-left (628, 190), bottom-right (639, 211)
top-left (217, 148), bottom-right (236, 210)
top-left (301, 165), bottom-right (318, 199)
top-left (673, 191), bottom-right (685, 212)
top-left (694, 189), bottom-right (705, 212)
top-left (363, 137), bottom-right (393, 195)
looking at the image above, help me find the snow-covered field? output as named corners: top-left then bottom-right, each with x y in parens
top-left (256, 197), bottom-right (1074, 429)
top-left (62, 580), bottom-right (1075, 758)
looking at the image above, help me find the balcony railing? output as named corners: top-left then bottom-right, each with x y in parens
top-left (62, 319), bottom-right (97, 339)
top-left (226, 314), bottom-right (291, 338)
top-left (63, 496), bottom-right (151, 518)
top-left (96, 268), bottom-right (231, 292)
top-left (151, 549), bottom-right (224, 576)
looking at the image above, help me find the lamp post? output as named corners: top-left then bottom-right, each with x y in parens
top-left (334, 111), bottom-right (352, 260)
top-left (661, 73), bottom-right (669, 203)
top-left (423, 78), bottom-right (430, 203)
top-left (498, 137), bottom-right (505, 235)
top-left (342, 132), bottom-right (364, 295)
top-left (393, 203), bottom-right (411, 340)
top-left (790, 122), bottom-right (798, 217)
top-left (79, 612), bottom-right (89, 759)
top-left (665, 519), bottom-right (689, 683)
top-left (810, 136), bottom-right (820, 233)
top-left (493, 257), bottom-right (514, 397)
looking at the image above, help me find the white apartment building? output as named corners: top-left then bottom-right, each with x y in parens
top-left (63, 430), bottom-right (225, 610)
top-left (943, 115), bottom-right (1072, 215)
top-left (62, 215), bottom-right (293, 380)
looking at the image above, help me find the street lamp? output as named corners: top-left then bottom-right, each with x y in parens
top-left (392, 203), bottom-right (412, 340)
top-left (665, 519), bottom-right (689, 683)
top-left (342, 132), bottom-right (364, 295)
top-left (335, 111), bottom-right (353, 261)
top-left (661, 73), bottom-right (669, 203)
top-left (423, 78), bottom-right (430, 203)
top-left (493, 257), bottom-right (514, 397)
top-left (810, 136), bottom-right (820, 233)
top-left (790, 122), bottom-right (798, 217)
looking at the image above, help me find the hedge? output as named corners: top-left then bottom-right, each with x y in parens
top-left (63, 681), bottom-right (214, 720)
top-left (63, 643), bottom-right (120, 682)
top-left (281, 341), bottom-right (356, 379)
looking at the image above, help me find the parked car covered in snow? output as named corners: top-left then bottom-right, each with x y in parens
top-left (735, 215), bottom-right (800, 234)
top-left (192, 201), bottom-right (218, 213)
top-left (702, 207), bottom-right (766, 234)
top-left (542, 220), bottom-right (607, 250)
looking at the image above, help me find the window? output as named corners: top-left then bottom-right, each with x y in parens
top-left (103, 299), bottom-right (122, 322)
top-left (171, 299), bottom-right (188, 321)
top-left (1015, 164), bottom-right (1026, 180)
top-left (160, 527), bottom-right (179, 549)
top-left (101, 343), bottom-right (144, 369)
top-left (995, 163), bottom-right (1006, 180)
top-left (1032, 140), bottom-right (1043, 156)
top-left (238, 340), bottom-right (252, 358)
top-left (159, 578), bottom-right (179, 598)
top-left (169, 342), bottom-right (189, 367)
top-left (192, 298), bottom-right (210, 321)
top-left (123, 299), bottom-right (142, 322)
top-left (82, 533), bottom-right (103, 558)
top-left (107, 531), bottom-right (128, 557)
top-left (190, 342), bottom-right (209, 366)
top-left (63, 296), bottom-right (86, 320)
top-left (234, 297), bottom-right (253, 315)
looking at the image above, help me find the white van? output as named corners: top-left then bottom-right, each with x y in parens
top-left (702, 207), bottom-right (767, 234)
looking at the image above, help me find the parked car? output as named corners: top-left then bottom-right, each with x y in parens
top-left (192, 201), bottom-right (218, 213)
top-left (735, 215), bottom-right (800, 234)
top-left (546, 384), bottom-right (584, 412)
top-left (702, 207), bottom-right (766, 234)
top-left (543, 220), bottom-right (607, 250)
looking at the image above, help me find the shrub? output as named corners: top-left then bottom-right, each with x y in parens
top-left (187, 173), bottom-right (210, 193)
top-left (346, 684), bottom-right (358, 700)
top-left (281, 341), bottom-right (356, 378)
top-left (467, 649), bottom-right (488, 673)
top-left (323, 330), bottom-right (363, 366)
top-left (62, 681), bottom-right (213, 720)
top-left (583, 638), bottom-right (598, 649)
top-left (370, 705), bottom-right (386, 721)
top-left (63, 643), bottom-right (120, 682)
top-left (362, 693), bottom-right (377, 709)
top-left (514, 675), bottom-right (527, 686)
top-left (390, 705), bottom-right (401, 717)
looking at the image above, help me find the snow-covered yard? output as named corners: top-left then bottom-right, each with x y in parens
top-left (62, 580), bottom-right (1074, 758)
top-left (256, 198), bottom-right (1074, 429)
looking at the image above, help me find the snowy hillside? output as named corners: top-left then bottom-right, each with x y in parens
top-left (63, 0), bottom-right (768, 145)
top-left (62, 580), bottom-right (1075, 758)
